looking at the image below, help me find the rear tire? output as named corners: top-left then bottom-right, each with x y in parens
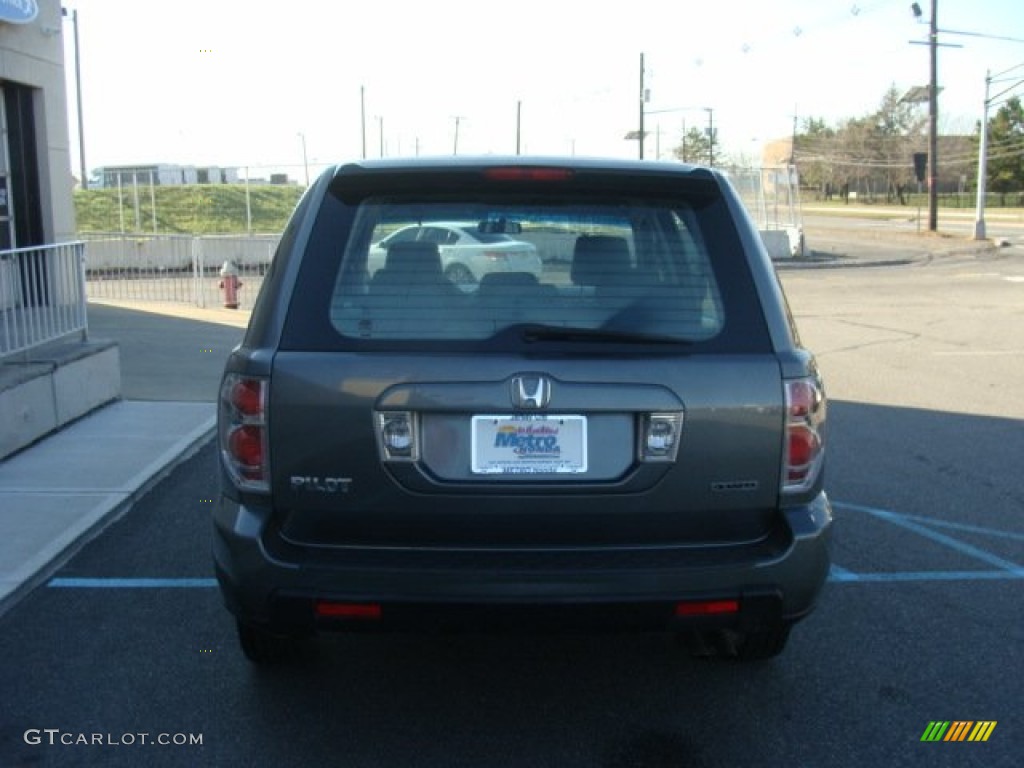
top-left (236, 621), bottom-right (299, 665)
top-left (445, 263), bottom-right (476, 290)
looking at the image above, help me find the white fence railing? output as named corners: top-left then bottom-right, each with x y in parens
top-left (726, 165), bottom-right (805, 257)
top-left (81, 233), bottom-right (278, 310)
top-left (1, 242), bottom-right (88, 359)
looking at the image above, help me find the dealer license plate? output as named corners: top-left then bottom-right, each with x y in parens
top-left (471, 415), bottom-right (588, 474)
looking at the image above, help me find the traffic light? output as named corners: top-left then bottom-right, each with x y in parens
top-left (913, 153), bottom-right (928, 184)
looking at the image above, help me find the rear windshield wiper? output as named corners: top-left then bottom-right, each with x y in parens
top-left (518, 324), bottom-right (691, 346)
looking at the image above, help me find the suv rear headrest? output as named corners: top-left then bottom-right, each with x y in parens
top-left (571, 235), bottom-right (632, 287)
top-left (385, 241), bottom-right (443, 278)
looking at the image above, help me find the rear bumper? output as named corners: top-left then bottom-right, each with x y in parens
top-left (213, 493), bottom-right (832, 633)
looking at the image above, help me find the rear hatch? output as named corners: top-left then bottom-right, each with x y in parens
top-left (269, 162), bottom-right (786, 551)
top-left (270, 353), bottom-right (784, 548)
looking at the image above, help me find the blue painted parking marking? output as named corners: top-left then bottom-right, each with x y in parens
top-left (828, 564), bottom-right (860, 583)
top-left (44, 502), bottom-right (1024, 588)
top-left (48, 578), bottom-right (218, 588)
top-left (833, 502), bottom-right (1022, 572)
top-left (894, 513), bottom-right (1024, 542)
top-left (829, 502), bottom-right (1024, 583)
top-left (829, 567), bottom-right (1024, 583)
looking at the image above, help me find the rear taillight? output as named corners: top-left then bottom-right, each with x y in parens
top-left (219, 373), bottom-right (270, 491)
top-left (783, 376), bottom-right (826, 493)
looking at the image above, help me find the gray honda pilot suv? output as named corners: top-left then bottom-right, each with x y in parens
top-left (215, 157), bottom-right (831, 664)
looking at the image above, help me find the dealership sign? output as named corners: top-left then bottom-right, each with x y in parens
top-left (0, 0), bottom-right (39, 25)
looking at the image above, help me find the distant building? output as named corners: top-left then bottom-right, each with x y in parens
top-left (93, 164), bottom-right (240, 188)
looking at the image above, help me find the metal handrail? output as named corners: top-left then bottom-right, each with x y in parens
top-left (0, 241), bottom-right (88, 359)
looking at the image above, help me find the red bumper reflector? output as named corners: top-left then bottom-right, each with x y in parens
top-left (315, 601), bottom-right (383, 620)
top-left (674, 599), bottom-right (740, 617)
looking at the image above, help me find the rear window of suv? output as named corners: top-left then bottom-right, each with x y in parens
top-left (281, 176), bottom-right (772, 353)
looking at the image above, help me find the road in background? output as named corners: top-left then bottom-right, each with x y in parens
top-left (87, 301), bottom-right (247, 401)
top-left (803, 205), bottom-right (1024, 259)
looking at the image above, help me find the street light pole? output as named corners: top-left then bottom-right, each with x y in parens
top-left (297, 132), bottom-right (309, 186)
top-left (973, 70), bottom-right (991, 241)
top-left (360, 85), bottom-right (366, 160)
top-left (639, 53), bottom-right (645, 160)
top-left (243, 166), bottom-right (252, 236)
top-left (705, 108), bottom-right (714, 167)
top-left (63, 8), bottom-right (88, 189)
top-left (974, 63), bottom-right (1024, 238)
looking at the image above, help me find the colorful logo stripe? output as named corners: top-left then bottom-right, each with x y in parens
top-left (920, 721), bottom-right (997, 742)
top-left (967, 722), bottom-right (998, 742)
top-left (921, 721), bottom-right (949, 741)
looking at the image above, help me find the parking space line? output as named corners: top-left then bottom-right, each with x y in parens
top-left (48, 578), bottom-right (217, 588)
top-left (833, 502), bottom-right (1023, 572)
top-left (42, 570), bottom-right (1024, 590)
top-left (894, 514), bottom-right (1024, 542)
top-left (829, 564), bottom-right (860, 582)
top-left (829, 569), bottom-right (1024, 583)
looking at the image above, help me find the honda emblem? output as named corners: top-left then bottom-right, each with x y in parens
top-left (510, 375), bottom-right (552, 409)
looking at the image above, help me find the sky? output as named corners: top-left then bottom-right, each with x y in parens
top-left (61, 0), bottom-right (1024, 180)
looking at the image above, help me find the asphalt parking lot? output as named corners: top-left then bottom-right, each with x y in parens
top-left (0, 224), bottom-right (1021, 767)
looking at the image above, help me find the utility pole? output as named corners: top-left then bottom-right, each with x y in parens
top-left (516, 101), bottom-right (522, 156)
top-left (639, 53), bottom-right (645, 160)
top-left (452, 116), bottom-right (465, 155)
top-left (910, 0), bottom-right (1021, 231)
top-left (709, 109), bottom-right (714, 167)
top-left (927, 0), bottom-right (939, 231)
top-left (791, 109), bottom-right (798, 165)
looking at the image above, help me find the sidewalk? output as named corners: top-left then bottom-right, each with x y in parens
top-left (0, 301), bottom-right (248, 616)
top-left (791, 215), bottom-right (1003, 270)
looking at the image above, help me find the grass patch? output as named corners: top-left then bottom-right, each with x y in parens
top-left (75, 184), bottom-right (305, 235)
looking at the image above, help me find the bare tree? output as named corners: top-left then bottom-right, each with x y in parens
top-left (792, 84), bottom-right (927, 203)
